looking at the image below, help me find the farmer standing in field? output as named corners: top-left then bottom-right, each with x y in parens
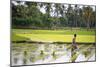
top-left (72, 34), bottom-right (78, 50)
top-left (71, 34), bottom-right (78, 62)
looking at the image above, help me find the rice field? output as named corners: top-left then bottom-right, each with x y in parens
top-left (11, 29), bottom-right (96, 66)
top-left (12, 29), bottom-right (95, 43)
top-left (11, 43), bottom-right (95, 66)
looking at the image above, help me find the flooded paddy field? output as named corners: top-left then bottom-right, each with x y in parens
top-left (11, 42), bottom-right (95, 66)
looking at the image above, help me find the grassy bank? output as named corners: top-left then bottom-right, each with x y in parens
top-left (12, 29), bottom-right (96, 43)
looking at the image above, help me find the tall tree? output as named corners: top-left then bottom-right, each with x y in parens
top-left (66, 4), bottom-right (74, 28)
top-left (83, 6), bottom-right (93, 30)
top-left (74, 5), bottom-right (79, 27)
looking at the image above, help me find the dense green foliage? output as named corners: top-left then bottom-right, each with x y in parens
top-left (12, 1), bottom-right (96, 30)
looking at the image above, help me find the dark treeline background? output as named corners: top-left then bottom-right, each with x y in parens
top-left (12, 1), bottom-right (96, 30)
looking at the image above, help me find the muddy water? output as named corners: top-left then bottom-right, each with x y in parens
top-left (11, 43), bottom-right (95, 66)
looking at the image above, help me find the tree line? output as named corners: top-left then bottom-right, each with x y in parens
top-left (12, 1), bottom-right (96, 30)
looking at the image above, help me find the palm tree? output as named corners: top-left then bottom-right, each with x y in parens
top-left (78, 7), bottom-right (84, 27)
top-left (83, 6), bottom-right (93, 30)
top-left (44, 3), bottom-right (52, 18)
top-left (53, 3), bottom-right (62, 27)
top-left (74, 5), bottom-right (79, 27)
top-left (66, 4), bottom-right (74, 29)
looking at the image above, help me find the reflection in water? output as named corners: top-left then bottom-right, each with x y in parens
top-left (40, 50), bottom-right (45, 61)
top-left (30, 56), bottom-right (35, 62)
top-left (71, 45), bottom-right (78, 62)
top-left (52, 51), bottom-right (57, 60)
top-left (40, 50), bottom-right (44, 55)
top-left (23, 51), bottom-right (28, 64)
top-left (83, 50), bottom-right (91, 58)
top-left (12, 43), bottom-right (95, 66)
top-left (14, 57), bottom-right (18, 64)
top-left (23, 58), bottom-right (27, 64)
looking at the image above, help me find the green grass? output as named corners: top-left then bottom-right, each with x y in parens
top-left (12, 33), bottom-right (30, 41)
top-left (12, 29), bottom-right (96, 43)
top-left (12, 29), bottom-right (95, 35)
